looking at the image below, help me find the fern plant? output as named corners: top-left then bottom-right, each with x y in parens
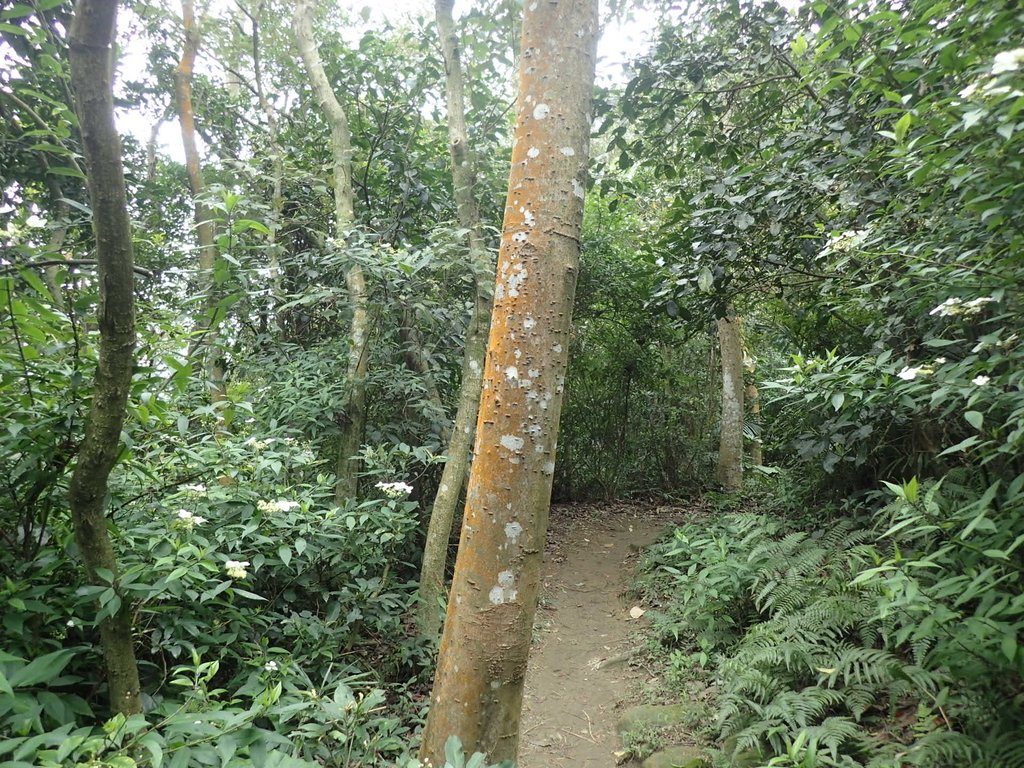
top-left (643, 482), bottom-right (1024, 768)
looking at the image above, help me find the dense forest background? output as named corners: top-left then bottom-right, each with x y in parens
top-left (1, 0), bottom-right (1022, 766)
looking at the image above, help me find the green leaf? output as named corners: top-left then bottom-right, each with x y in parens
top-left (444, 735), bottom-right (465, 767)
top-left (1, 4), bottom-right (35, 20)
top-left (697, 266), bottom-right (714, 292)
top-left (139, 734), bottom-right (165, 768)
top-left (1001, 632), bottom-right (1017, 663)
top-left (233, 219), bottom-right (271, 235)
top-left (231, 589), bottom-right (266, 601)
top-left (278, 545), bottom-right (292, 567)
top-left (47, 166), bottom-right (86, 179)
top-left (894, 112), bottom-right (913, 142)
top-left (8, 648), bottom-right (76, 688)
top-left (965, 410), bottom-right (984, 430)
top-left (831, 392), bottom-right (845, 411)
top-left (963, 109), bottom-right (985, 129)
top-left (938, 435), bottom-right (981, 456)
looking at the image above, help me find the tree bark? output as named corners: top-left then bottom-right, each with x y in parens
top-left (293, 0), bottom-right (370, 502)
top-left (174, 0), bottom-right (228, 425)
top-left (717, 310), bottom-right (744, 492)
top-left (418, 1), bottom-right (599, 763)
top-left (416, 0), bottom-right (496, 639)
top-left (247, 0), bottom-right (286, 307)
top-left (67, 0), bottom-right (143, 717)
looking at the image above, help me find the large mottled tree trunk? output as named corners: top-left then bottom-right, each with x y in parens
top-left (717, 310), bottom-right (744, 492)
top-left (293, 0), bottom-right (369, 502)
top-left (67, 0), bottom-right (143, 717)
top-left (174, 0), bottom-right (228, 422)
top-left (416, 0), bottom-right (496, 639)
top-left (418, 1), bottom-right (599, 763)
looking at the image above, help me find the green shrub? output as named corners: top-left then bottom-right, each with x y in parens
top-left (642, 490), bottom-right (1024, 768)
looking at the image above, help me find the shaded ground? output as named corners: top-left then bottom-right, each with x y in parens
top-left (517, 501), bottom-right (688, 768)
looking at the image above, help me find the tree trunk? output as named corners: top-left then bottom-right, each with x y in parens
top-left (293, 0), bottom-right (370, 502)
top-left (418, 1), bottom-right (599, 763)
top-left (67, 0), bottom-right (143, 717)
top-left (248, 1), bottom-right (286, 308)
top-left (416, 0), bottom-right (496, 639)
top-left (174, 0), bottom-right (228, 423)
top-left (717, 310), bottom-right (744, 492)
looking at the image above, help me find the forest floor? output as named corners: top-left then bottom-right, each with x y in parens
top-left (517, 500), bottom-right (696, 768)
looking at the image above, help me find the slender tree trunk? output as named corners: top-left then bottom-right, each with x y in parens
top-left (293, 0), bottom-right (369, 503)
top-left (174, 0), bottom-right (228, 423)
top-left (717, 310), bottom-right (744, 492)
top-left (67, 0), bottom-right (143, 717)
top-left (416, 0), bottom-right (496, 638)
top-left (248, 1), bottom-right (286, 307)
top-left (418, 1), bottom-right (599, 763)
top-left (746, 381), bottom-right (763, 466)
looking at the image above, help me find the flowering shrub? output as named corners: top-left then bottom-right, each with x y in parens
top-left (0, 426), bottom-right (429, 767)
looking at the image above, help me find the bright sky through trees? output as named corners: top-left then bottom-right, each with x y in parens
top-left (116, 1), bottom-right (657, 160)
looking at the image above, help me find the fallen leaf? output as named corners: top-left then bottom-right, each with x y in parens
top-left (629, 606), bottom-right (646, 619)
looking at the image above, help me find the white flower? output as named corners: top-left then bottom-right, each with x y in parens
top-left (935, 357), bottom-right (947, 364)
top-left (174, 509), bottom-right (207, 528)
top-left (972, 375), bottom-right (991, 386)
top-left (959, 82), bottom-right (979, 99)
top-left (181, 483), bottom-right (207, 495)
top-left (375, 481), bottom-right (413, 499)
top-left (981, 82), bottom-right (1013, 97)
top-left (821, 229), bottom-right (868, 257)
top-left (66, 619), bottom-right (75, 628)
top-left (224, 560), bottom-right (251, 579)
top-left (964, 296), bottom-right (997, 311)
top-left (992, 48), bottom-right (1024, 74)
top-left (930, 295), bottom-right (997, 318)
top-left (257, 499), bottom-right (301, 513)
top-left (898, 366), bottom-right (922, 381)
top-left (264, 660), bottom-right (279, 672)
top-left (930, 297), bottom-right (963, 316)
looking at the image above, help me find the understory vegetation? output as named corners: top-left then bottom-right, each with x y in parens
top-left (2, 0), bottom-right (1022, 765)
top-left (627, 0), bottom-right (1024, 761)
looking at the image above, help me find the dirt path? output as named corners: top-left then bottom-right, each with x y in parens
top-left (517, 502), bottom-right (677, 768)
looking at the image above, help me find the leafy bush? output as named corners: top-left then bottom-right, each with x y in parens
top-left (0, 407), bottom-right (430, 766)
top-left (641, 491), bottom-right (1024, 768)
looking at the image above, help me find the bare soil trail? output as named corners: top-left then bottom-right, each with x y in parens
top-left (517, 502), bottom-right (686, 768)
